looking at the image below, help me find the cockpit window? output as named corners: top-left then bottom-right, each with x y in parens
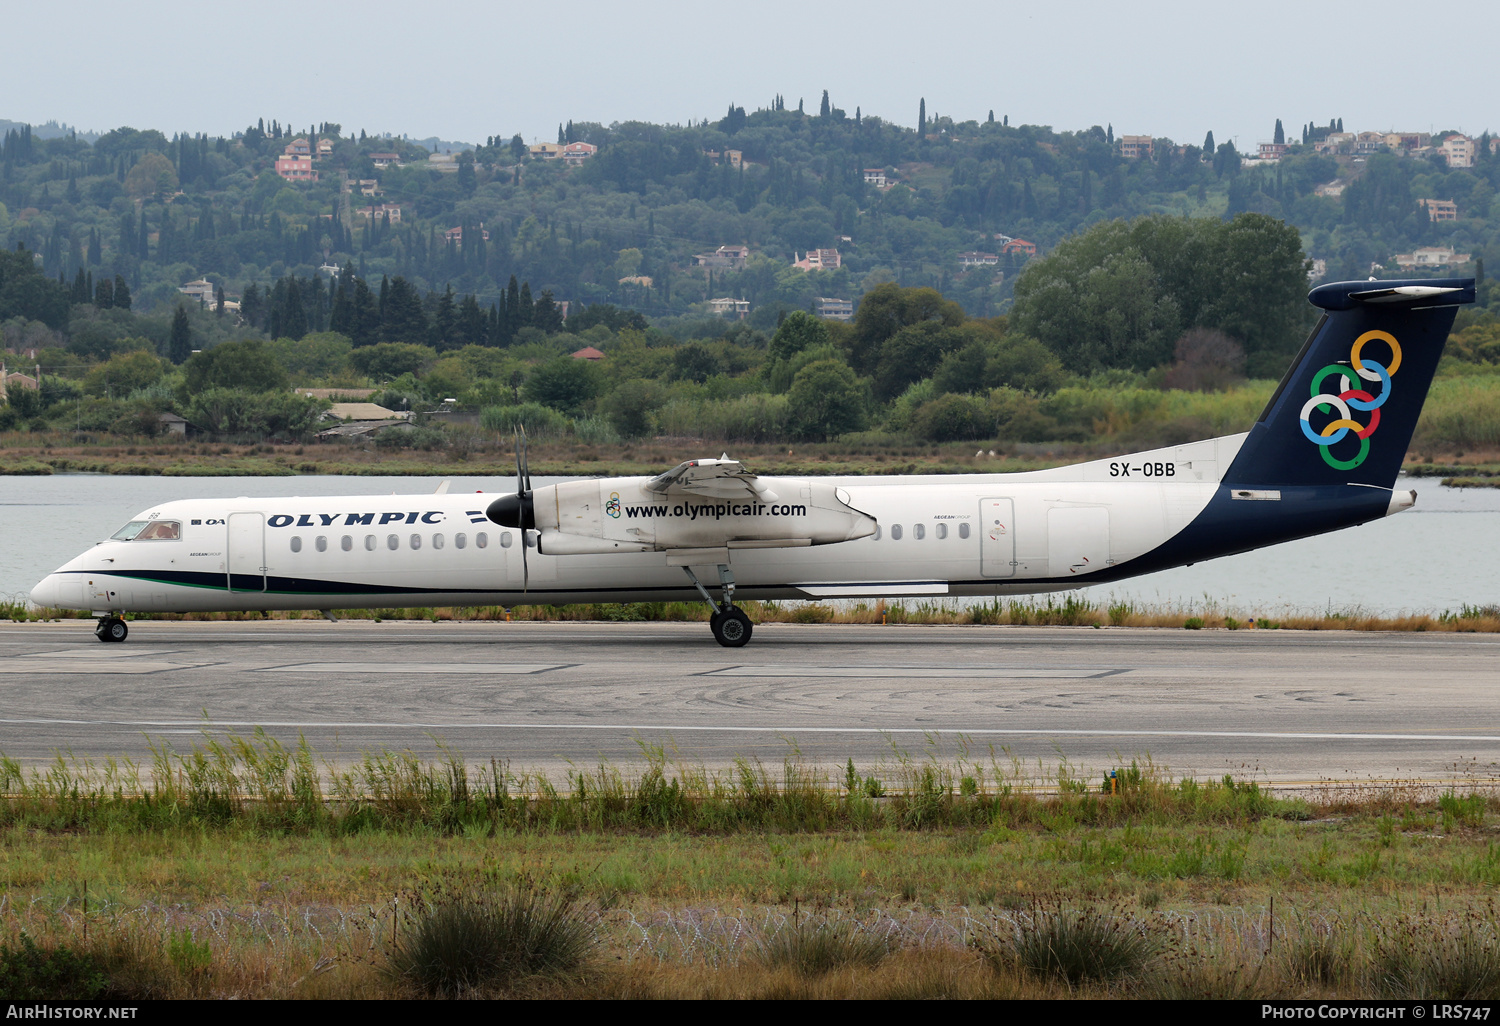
top-left (111, 521), bottom-right (148, 541)
top-left (112, 520), bottom-right (180, 541)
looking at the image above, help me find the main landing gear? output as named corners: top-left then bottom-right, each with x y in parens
top-left (682, 565), bottom-right (753, 648)
top-left (94, 615), bottom-right (128, 643)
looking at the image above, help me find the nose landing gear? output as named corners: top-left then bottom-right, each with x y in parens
top-left (682, 565), bottom-right (753, 647)
top-left (94, 616), bottom-right (128, 643)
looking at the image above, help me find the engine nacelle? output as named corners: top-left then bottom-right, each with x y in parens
top-left (532, 476), bottom-right (875, 555)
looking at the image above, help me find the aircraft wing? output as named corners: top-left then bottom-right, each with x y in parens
top-left (642, 459), bottom-right (778, 501)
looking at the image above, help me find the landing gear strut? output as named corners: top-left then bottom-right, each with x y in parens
top-left (94, 616), bottom-right (128, 643)
top-left (682, 565), bottom-right (752, 648)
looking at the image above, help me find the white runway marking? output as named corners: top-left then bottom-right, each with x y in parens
top-left (700, 665), bottom-right (1127, 679)
top-left (0, 717), bottom-right (1497, 745)
top-left (254, 662), bottom-right (573, 674)
top-left (0, 661), bottom-right (209, 675)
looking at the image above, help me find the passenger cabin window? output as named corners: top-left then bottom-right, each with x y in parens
top-left (455, 533), bottom-right (467, 550)
top-left (341, 535), bottom-right (353, 552)
top-left (290, 536), bottom-right (303, 553)
top-left (433, 533), bottom-right (445, 550)
top-left (365, 535), bottom-right (377, 551)
top-left (315, 536), bottom-right (327, 553)
top-left (476, 532), bottom-right (489, 549)
top-left (410, 534), bottom-right (422, 550)
top-left (872, 525), bottom-right (882, 540)
top-left (936, 523), bottom-right (948, 540)
top-left (114, 520), bottom-right (181, 541)
top-left (890, 524), bottom-right (903, 541)
top-left (387, 534), bottom-right (399, 551)
top-left (494, 532), bottom-right (506, 549)
top-left (914, 524), bottom-right (926, 540)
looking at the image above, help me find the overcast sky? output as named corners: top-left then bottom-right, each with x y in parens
top-left (6, 0), bottom-right (1495, 150)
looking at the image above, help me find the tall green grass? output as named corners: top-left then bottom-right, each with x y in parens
top-left (380, 879), bottom-right (594, 996)
top-left (1416, 377), bottom-right (1500, 450)
top-left (0, 734), bottom-right (1301, 836)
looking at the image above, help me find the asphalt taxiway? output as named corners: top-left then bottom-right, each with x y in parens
top-left (0, 620), bottom-right (1497, 782)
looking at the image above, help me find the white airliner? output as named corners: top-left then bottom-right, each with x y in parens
top-left (30, 277), bottom-right (1474, 646)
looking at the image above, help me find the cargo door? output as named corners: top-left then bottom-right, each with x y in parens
top-left (227, 513), bottom-right (266, 592)
top-left (979, 497), bottom-right (1015, 578)
top-left (1047, 507), bottom-right (1110, 579)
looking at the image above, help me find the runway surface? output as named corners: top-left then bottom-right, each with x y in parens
top-left (1, 619), bottom-right (1497, 782)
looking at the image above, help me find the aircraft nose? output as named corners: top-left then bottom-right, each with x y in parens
top-left (29, 574), bottom-right (60, 609)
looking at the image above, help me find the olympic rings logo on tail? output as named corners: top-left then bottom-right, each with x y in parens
top-left (605, 491), bottom-right (622, 518)
top-left (1299, 330), bottom-right (1401, 470)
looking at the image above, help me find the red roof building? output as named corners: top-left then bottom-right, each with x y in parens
top-left (562, 142), bottom-right (598, 165)
top-left (571, 346), bottom-right (605, 361)
top-left (792, 248), bottom-right (841, 271)
top-left (274, 154), bottom-right (317, 182)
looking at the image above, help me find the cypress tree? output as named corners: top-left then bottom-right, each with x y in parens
top-left (505, 275), bottom-right (521, 340)
top-left (168, 304), bottom-right (192, 363)
top-left (918, 98), bottom-right (927, 137)
top-left (1273, 119), bottom-right (1284, 145)
top-left (241, 284), bottom-right (263, 328)
top-left (330, 264), bottom-right (353, 335)
top-left (518, 281), bottom-right (534, 326)
top-left (458, 293), bottom-right (484, 346)
top-left (820, 90), bottom-right (831, 117)
top-left (282, 277), bottom-right (307, 339)
top-left (113, 275), bottom-right (131, 310)
top-left (1203, 131), bottom-right (1215, 155)
top-left (434, 284), bottom-right (457, 350)
top-left (350, 276), bottom-right (379, 347)
top-left (94, 276), bottom-right (113, 309)
top-left (381, 276), bottom-right (427, 342)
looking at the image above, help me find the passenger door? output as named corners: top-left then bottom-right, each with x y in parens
top-left (979, 497), bottom-right (1016, 578)
top-left (227, 513), bottom-right (266, 592)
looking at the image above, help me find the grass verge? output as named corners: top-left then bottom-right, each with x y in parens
top-left (13, 594), bottom-right (1498, 633)
top-left (3, 738), bottom-right (1500, 997)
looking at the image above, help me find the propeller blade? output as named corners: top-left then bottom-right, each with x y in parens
top-left (517, 427), bottom-right (529, 594)
top-left (521, 530), bottom-right (529, 594)
top-left (481, 429), bottom-right (534, 595)
top-left (520, 426), bottom-right (532, 493)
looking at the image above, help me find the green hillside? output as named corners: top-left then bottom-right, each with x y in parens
top-left (1, 108), bottom-right (1497, 454)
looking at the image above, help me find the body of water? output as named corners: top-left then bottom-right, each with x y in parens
top-left (1, 474), bottom-right (1494, 616)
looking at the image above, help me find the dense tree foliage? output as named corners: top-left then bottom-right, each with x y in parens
top-left (1010, 213), bottom-right (1310, 377)
top-left (3, 108), bottom-right (1493, 337)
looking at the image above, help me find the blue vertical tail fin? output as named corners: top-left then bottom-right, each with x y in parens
top-left (1224, 277), bottom-right (1475, 489)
